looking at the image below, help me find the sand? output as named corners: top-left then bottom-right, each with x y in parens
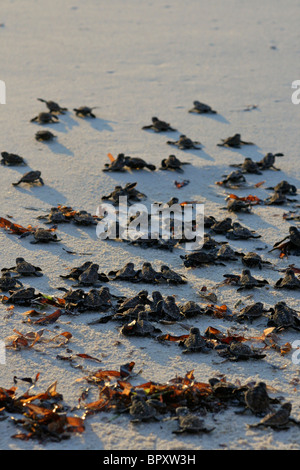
top-left (0, 0), bottom-right (300, 450)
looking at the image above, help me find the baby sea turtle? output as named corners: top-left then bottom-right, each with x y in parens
top-left (80, 288), bottom-right (112, 312)
top-left (160, 265), bottom-right (187, 284)
top-left (223, 268), bottom-right (268, 291)
top-left (180, 250), bottom-right (218, 268)
top-left (218, 170), bottom-right (247, 188)
top-left (142, 117), bottom-right (176, 132)
top-left (117, 290), bottom-right (149, 313)
top-left (248, 403), bottom-right (295, 430)
top-left (160, 154), bottom-right (190, 172)
top-left (167, 135), bottom-right (201, 150)
top-left (0, 272), bottom-right (23, 292)
top-left (180, 301), bottom-right (204, 318)
top-left (179, 327), bottom-right (210, 353)
top-left (267, 301), bottom-right (300, 331)
top-left (237, 302), bottom-right (266, 322)
top-left (124, 156), bottom-right (156, 171)
top-left (129, 394), bottom-right (158, 423)
top-left (226, 198), bottom-right (251, 213)
top-left (267, 180), bottom-right (297, 195)
top-left (136, 262), bottom-right (163, 284)
top-left (12, 170), bottom-right (44, 187)
top-left (2, 258), bottom-right (43, 277)
top-left (210, 217), bottom-right (232, 234)
top-left (173, 407), bottom-right (214, 434)
top-left (102, 182), bottom-right (147, 206)
top-left (226, 222), bottom-right (261, 240)
top-left (257, 152), bottom-right (284, 171)
top-left (2, 287), bottom-right (38, 306)
top-left (265, 190), bottom-right (297, 206)
top-left (73, 106), bottom-right (97, 118)
top-left (35, 130), bottom-right (56, 142)
top-left (241, 252), bottom-right (272, 270)
top-left (269, 226), bottom-right (300, 256)
top-left (157, 295), bottom-right (181, 321)
top-left (37, 98), bottom-right (68, 114)
top-left (216, 244), bottom-right (240, 262)
top-left (1, 152), bottom-right (26, 166)
top-left (72, 210), bottom-right (99, 226)
top-left (188, 100), bottom-right (217, 114)
top-left (38, 207), bottom-right (70, 224)
top-left (274, 268), bottom-right (300, 290)
top-left (121, 311), bottom-right (161, 337)
top-left (30, 228), bottom-right (60, 244)
top-left (30, 112), bottom-right (59, 124)
top-left (102, 153), bottom-right (127, 172)
top-left (108, 262), bottom-right (139, 281)
top-left (60, 261), bottom-right (93, 281)
top-left (217, 133), bottom-right (254, 148)
top-left (74, 263), bottom-right (103, 287)
top-left (244, 382), bottom-right (271, 416)
top-left (218, 342), bottom-right (266, 361)
top-left (230, 157), bottom-right (262, 175)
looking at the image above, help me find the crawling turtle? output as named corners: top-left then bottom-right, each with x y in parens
top-left (230, 157), bottom-right (262, 175)
top-left (218, 170), bottom-right (247, 188)
top-left (267, 301), bottom-right (300, 331)
top-left (121, 311), bottom-right (161, 337)
top-left (74, 263), bottom-right (103, 287)
top-left (1, 152), bottom-right (26, 166)
top-left (257, 152), bottom-right (284, 171)
top-left (274, 268), bottom-right (300, 290)
top-left (160, 265), bottom-right (187, 284)
top-left (102, 182), bottom-right (147, 206)
top-left (60, 261), bottom-right (93, 281)
top-left (129, 394), bottom-right (158, 423)
top-left (30, 112), bottom-right (59, 124)
top-left (142, 116), bottom-right (176, 132)
top-left (123, 156), bottom-right (156, 171)
top-left (37, 98), bottom-right (68, 114)
top-left (188, 100), bottom-right (217, 115)
top-left (210, 217), bottom-right (232, 234)
top-left (237, 302), bottom-right (267, 322)
top-left (160, 154), bottom-right (190, 172)
top-left (173, 407), bottom-right (214, 434)
top-left (0, 272), bottom-right (23, 292)
top-left (244, 382), bottom-right (272, 416)
top-left (35, 130), bottom-right (56, 142)
top-left (218, 341), bottom-right (266, 361)
top-left (80, 288), bottom-right (112, 312)
top-left (102, 153), bottom-right (127, 172)
top-left (265, 190), bottom-right (297, 205)
top-left (135, 262), bottom-right (163, 284)
top-left (179, 327), bottom-right (210, 353)
top-left (267, 180), bottom-right (297, 195)
top-left (12, 170), bottom-right (44, 186)
top-left (30, 228), bottom-right (61, 244)
top-left (180, 250), bottom-right (218, 268)
top-left (73, 106), bottom-right (97, 118)
top-left (226, 198), bottom-right (251, 213)
top-left (223, 268), bottom-right (268, 291)
top-left (248, 403), bottom-right (296, 430)
top-left (2, 287), bottom-right (38, 306)
top-left (72, 210), bottom-right (99, 225)
top-left (37, 207), bottom-right (70, 224)
top-left (156, 295), bottom-right (181, 321)
top-left (202, 233), bottom-right (222, 251)
top-left (180, 301), bottom-right (204, 318)
top-left (117, 290), bottom-right (149, 313)
top-left (2, 257), bottom-right (43, 277)
top-left (226, 222), bottom-right (261, 240)
top-left (60, 288), bottom-right (85, 309)
top-left (273, 226), bottom-right (300, 252)
top-left (108, 262), bottom-right (139, 281)
top-left (167, 135), bottom-right (201, 150)
top-left (217, 133), bottom-right (254, 148)
top-left (216, 244), bottom-right (240, 262)
top-left (241, 252), bottom-right (272, 270)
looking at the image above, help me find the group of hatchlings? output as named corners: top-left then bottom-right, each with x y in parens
top-left (1, 96), bottom-right (300, 438)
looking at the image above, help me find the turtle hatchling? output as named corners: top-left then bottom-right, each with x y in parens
top-left (120, 311), bottom-right (161, 337)
top-left (0, 272), bottom-right (23, 292)
top-left (237, 302), bottom-right (267, 323)
top-left (226, 198), bottom-right (251, 213)
top-left (274, 268), bottom-right (300, 290)
top-left (241, 252), bottom-right (272, 270)
top-left (167, 135), bottom-right (201, 150)
top-left (12, 170), bottom-right (44, 186)
top-left (226, 222), bottom-right (261, 240)
top-left (230, 157), bottom-right (262, 175)
top-left (35, 130), bottom-right (56, 142)
top-left (129, 394), bottom-right (158, 423)
top-left (156, 295), bottom-right (181, 321)
top-left (267, 180), bottom-right (297, 195)
top-left (2, 257), bottom-right (43, 277)
top-left (160, 154), bottom-right (190, 172)
top-left (210, 217), bottom-right (232, 234)
top-left (180, 301), bottom-right (204, 318)
top-left (218, 341), bottom-right (266, 361)
top-left (37, 98), bottom-right (68, 114)
top-left (102, 153), bottom-right (127, 172)
top-left (2, 287), bottom-right (38, 306)
top-left (160, 265), bottom-right (187, 284)
top-left (179, 327), bottom-right (210, 353)
top-left (180, 250), bottom-right (218, 268)
top-left (267, 301), bottom-right (300, 331)
top-left (173, 407), bottom-right (214, 434)
top-left (188, 100), bottom-right (217, 114)
top-left (108, 262), bottom-right (139, 281)
top-left (74, 263), bottom-right (103, 287)
top-left (218, 170), bottom-right (247, 188)
top-left (1, 152), bottom-right (26, 166)
top-left (29, 228), bottom-right (60, 244)
top-left (244, 382), bottom-right (272, 416)
top-left (248, 403), bottom-right (297, 430)
top-left (223, 268), bottom-right (268, 291)
top-left (73, 106), bottom-right (97, 118)
top-left (124, 156), bottom-right (156, 171)
top-left (30, 112), bottom-right (59, 124)
top-left (217, 133), bottom-right (254, 148)
top-left (257, 152), bottom-right (284, 171)
top-left (142, 116), bottom-right (176, 132)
